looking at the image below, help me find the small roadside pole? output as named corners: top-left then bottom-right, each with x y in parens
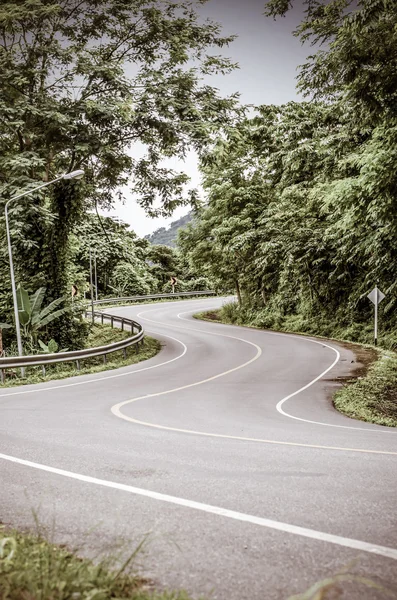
top-left (367, 285), bottom-right (386, 346)
top-left (94, 249), bottom-right (98, 301)
top-left (89, 248), bottom-right (95, 323)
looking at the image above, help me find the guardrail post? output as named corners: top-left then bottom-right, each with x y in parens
top-left (103, 354), bottom-right (107, 364)
top-left (135, 343), bottom-right (139, 354)
top-left (123, 348), bottom-right (127, 359)
top-left (0, 369), bottom-right (4, 384)
top-left (110, 316), bottom-right (114, 328)
top-left (101, 313), bottom-right (104, 325)
top-left (121, 318), bottom-right (124, 331)
top-left (76, 360), bottom-right (80, 371)
top-left (42, 365), bottom-right (46, 376)
top-left (131, 323), bottom-right (134, 333)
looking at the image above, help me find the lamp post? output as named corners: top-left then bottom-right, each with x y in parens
top-left (5, 170), bottom-right (84, 370)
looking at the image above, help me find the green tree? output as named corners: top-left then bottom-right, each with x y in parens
top-left (180, 0), bottom-right (397, 341)
top-left (109, 262), bottom-right (154, 297)
top-left (73, 214), bottom-right (151, 295)
top-left (146, 244), bottom-right (180, 291)
top-left (0, 0), bottom-right (239, 347)
top-left (264, 0), bottom-right (397, 126)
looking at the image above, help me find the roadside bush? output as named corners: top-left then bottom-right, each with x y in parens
top-left (110, 262), bottom-right (155, 296)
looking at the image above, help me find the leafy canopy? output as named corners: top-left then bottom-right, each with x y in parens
top-left (0, 0), bottom-right (240, 215)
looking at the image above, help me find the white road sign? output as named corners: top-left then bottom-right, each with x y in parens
top-left (367, 286), bottom-right (386, 345)
top-left (367, 286), bottom-right (385, 305)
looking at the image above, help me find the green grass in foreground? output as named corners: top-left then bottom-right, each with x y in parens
top-left (0, 527), bottom-right (192, 600)
top-left (194, 309), bottom-right (397, 428)
top-left (1, 528), bottom-right (394, 600)
top-left (0, 324), bottom-right (161, 388)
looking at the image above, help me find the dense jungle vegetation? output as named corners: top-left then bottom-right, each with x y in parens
top-left (178, 0), bottom-right (397, 347)
top-left (0, 0), bottom-right (234, 355)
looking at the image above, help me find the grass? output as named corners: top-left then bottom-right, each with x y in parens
top-left (0, 526), bottom-right (192, 600)
top-left (1, 527), bottom-right (395, 600)
top-left (333, 351), bottom-right (397, 427)
top-left (194, 305), bottom-right (397, 428)
top-left (193, 311), bottom-right (222, 323)
top-left (0, 324), bottom-right (161, 388)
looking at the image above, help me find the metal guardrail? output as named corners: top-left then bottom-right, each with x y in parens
top-left (0, 291), bottom-right (217, 383)
top-left (0, 311), bottom-right (144, 383)
top-left (92, 290), bottom-right (216, 306)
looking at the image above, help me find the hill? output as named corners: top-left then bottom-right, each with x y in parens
top-left (145, 211), bottom-right (193, 247)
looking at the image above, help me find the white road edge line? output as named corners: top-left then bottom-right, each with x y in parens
top-left (177, 311), bottom-right (394, 434)
top-left (112, 310), bottom-right (396, 453)
top-left (1, 451), bottom-right (396, 561)
top-left (0, 297), bottom-right (224, 399)
top-left (0, 330), bottom-right (187, 398)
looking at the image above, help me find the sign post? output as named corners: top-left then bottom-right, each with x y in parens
top-left (367, 286), bottom-right (385, 346)
top-left (170, 276), bottom-right (177, 294)
top-left (94, 249), bottom-right (98, 301)
top-left (89, 247), bottom-right (95, 323)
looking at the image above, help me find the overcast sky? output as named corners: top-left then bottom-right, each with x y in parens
top-left (100, 0), bottom-right (309, 237)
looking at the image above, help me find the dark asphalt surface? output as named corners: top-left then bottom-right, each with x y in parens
top-left (1, 297), bottom-right (397, 599)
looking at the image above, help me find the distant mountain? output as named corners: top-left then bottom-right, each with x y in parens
top-left (145, 211), bottom-right (193, 247)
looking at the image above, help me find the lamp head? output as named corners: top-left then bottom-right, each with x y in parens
top-left (63, 169), bottom-right (84, 180)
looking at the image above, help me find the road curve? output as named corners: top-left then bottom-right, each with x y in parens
top-left (1, 297), bottom-right (397, 599)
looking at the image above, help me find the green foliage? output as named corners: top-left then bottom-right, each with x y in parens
top-left (177, 276), bottom-right (213, 292)
top-left (73, 213), bottom-right (155, 296)
top-left (0, 0), bottom-right (239, 352)
top-left (38, 338), bottom-right (67, 354)
top-left (334, 353), bottom-right (397, 427)
top-left (213, 301), bottom-right (397, 350)
top-left (110, 262), bottom-right (154, 296)
top-left (16, 284), bottom-right (69, 350)
top-left (180, 0), bottom-right (397, 341)
top-left (147, 244), bottom-right (180, 289)
top-left (0, 526), bottom-right (193, 600)
top-left (0, 0), bottom-right (239, 214)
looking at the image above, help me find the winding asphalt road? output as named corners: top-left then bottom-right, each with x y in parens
top-left (1, 297), bottom-right (397, 599)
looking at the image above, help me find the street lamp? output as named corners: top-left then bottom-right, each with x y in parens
top-left (5, 170), bottom-right (84, 369)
